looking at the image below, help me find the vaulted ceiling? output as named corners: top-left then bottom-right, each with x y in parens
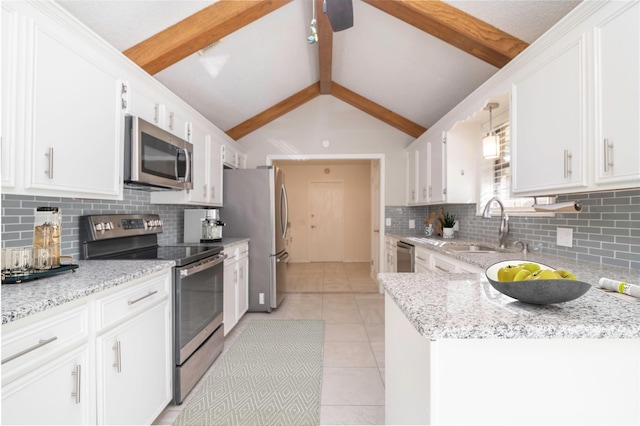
top-left (59, 0), bottom-right (580, 140)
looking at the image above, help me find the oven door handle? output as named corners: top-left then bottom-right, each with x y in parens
top-left (179, 253), bottom-right (226, 277)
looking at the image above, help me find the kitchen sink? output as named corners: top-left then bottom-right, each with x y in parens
top-left (446, 244), bottom-right (497, 253)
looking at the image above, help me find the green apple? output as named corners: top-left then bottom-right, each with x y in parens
top-left (497, 265), bottom-right (524, 282)
top-left (555, 270), bottom-right (578, 280)
top-left (526, 269), bottom-right (558, 280)
top-left (513, 269), bottom-right (532, 281)
top-left (518, 263), bottom-right (541, 273)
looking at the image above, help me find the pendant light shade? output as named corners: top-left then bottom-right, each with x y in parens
top-left (483, 102), bottom-right (500, 159)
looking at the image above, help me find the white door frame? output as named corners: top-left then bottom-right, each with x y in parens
top-left (267, 153), bottom-right (386, 287)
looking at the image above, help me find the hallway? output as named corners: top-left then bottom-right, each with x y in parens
top-left (286, 262), bottom-right (379, 294)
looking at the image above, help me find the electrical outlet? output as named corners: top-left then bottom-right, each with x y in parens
top-left (385, 218), bottom-right (391, 226)
top-left (259, 293), bottom-right (265, 304)
top-left (409, 220), bottom-right (415, 229)
top-left (556, 227), bottom-right (573, 248)
top-left (453, 221), bottom-right (459, 231)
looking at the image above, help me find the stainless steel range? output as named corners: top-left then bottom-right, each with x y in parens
top-left (79, 214), bottom-right (225, 404)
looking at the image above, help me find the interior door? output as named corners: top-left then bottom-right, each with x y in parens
top-left (308, 181), bottom-right (344, 262)
top-left (371, 161), bottom-right (381, 277)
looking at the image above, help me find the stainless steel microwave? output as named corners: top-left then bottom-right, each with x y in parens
top-left (124, 115), bottom-right (193, 190)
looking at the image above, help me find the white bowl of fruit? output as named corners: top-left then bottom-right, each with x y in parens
top-left (485, 260), bottom-right (591, 305)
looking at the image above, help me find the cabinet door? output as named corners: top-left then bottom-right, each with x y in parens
top-left (24, 14), bottom-right (122, 199)
top-left (237, 248), bottom-right (249, 319)
top-left (406, 149), bottom-right (418, 205)
top-left (594, 2), bottom-right (640, 187)
top-left (97, 301), bottom-right (171, 426)
top-left (189, 127), bottom-right (210, 204)
top-left (1, 4), bottom-right (18, 189)
top-left (223, 258), bottom-right (238, 336)
top-left (416, 142), bottom-right (429, 203)
top-left (208, 136), bottom-right (223, 206)
top-left (2, 345), bottom-right (92, 425)
top-left (429, 136), bottom-right (446, 204)
top-left (511, 34), bottom-right (588, 195)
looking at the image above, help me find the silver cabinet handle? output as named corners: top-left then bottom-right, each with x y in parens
top-left (416, 256), bottom-right (427, 261)
top-left (604, 138), bottom-right (613, 172)
top-left (1, 336), bottom-right (58, 364)
top-left (563, 149), bottom-right (573, 178)
top-left (203, 184), bottom-right (207, 199)
top-left (128, 290), bottom-right (158, 305)
top-left (71, 364), bottom-right (81, 404)
top-left (169, 112), bottom-right (174, 130)
top-left (45, 147), bottom-right (54, 179)
top-left (429, 185), bottom-right (432, 198)
top-left (113, 341), bottom-right (122, 373)
top-left (154, 104), bottom-right (160, 124)
top-left (422, 187), bottom-right (427, 199)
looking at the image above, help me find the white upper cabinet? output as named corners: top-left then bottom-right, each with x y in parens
top-left (593, 1), bottom-right (640, 188)
top-left (1, 3), bottom-right (18, 189)
top-left (511, 33), bottom-right (588, 195)
top-left (1, 1), bottom-right (123, 200)
top-left (511, 0), bottom-right (639, 196)
top-left (406, 149), bottom-right (418, 204)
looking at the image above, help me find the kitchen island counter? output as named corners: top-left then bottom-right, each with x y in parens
top-left (378, 272), bottom-right (640, 340)
top-left (1, 260), bottom-right (175, 324)
top-left (381, 272), bottom-right (640, 425)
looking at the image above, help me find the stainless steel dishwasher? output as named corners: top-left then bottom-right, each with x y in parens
top-left (396, 241), bottom-right (415, 272)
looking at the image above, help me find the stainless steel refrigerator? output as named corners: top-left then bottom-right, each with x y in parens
top-left (221, 166), bottom-right (289, 312)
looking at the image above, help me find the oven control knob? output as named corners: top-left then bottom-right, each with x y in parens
top-left (158, 220), bottom-right (163, 227)
top-left (95, 223), bottom-right (104, 232)
top-left (104, 222), bottom-right (113, 230)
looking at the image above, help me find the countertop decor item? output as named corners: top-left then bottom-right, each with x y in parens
top-left (485, 260), bottom-right (591, 305)
top-left (442, 212), bottom-right (456, 238)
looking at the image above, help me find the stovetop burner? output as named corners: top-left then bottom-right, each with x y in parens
top-left (79, 214), bottom-right (223, 265)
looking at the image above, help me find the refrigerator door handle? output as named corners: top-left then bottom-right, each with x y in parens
top-left (280, 183), bottom-right (289, 239)
top-left (276, 251), bottom-right (289, 262)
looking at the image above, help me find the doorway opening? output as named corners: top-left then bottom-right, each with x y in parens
top-left (270, 155), bottom-right (385, 294)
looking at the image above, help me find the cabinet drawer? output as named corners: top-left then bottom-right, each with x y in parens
top-left (95, 271), bottom-right (171, 332)
top-left (1, 305), bottom-right (89, 379)
top-left (237, 243), bottom-right (249, 259)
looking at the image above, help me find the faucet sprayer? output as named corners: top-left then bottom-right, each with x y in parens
top-left (482, 196), bottom-right (509, 250)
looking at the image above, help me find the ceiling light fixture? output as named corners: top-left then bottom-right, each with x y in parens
top-left (308, 0), bottom-right (318, 44)
top-left (482, 102), bottom-right (500, 159)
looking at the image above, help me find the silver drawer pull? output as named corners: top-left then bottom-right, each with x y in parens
top-left (128, 290), bottom-right (158, 305)
top-left (1, 336), bottom-right (58, 364)
top-left (416, 256), bottom-right (427, 261)
top-left (71, 365), bottom-right (81, 404)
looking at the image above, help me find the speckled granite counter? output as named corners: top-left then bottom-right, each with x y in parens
top-left (387, 233), bottom-right (640, 286)
top-left (378, 271), bottom-right (640, 340)
top-left (1, 260), bottom-right (175, 325)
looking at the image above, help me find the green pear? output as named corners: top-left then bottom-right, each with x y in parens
top-left (526, 269), bottom-right (558, 280)
top-left (513, 269), bottom-right (532, 281)
top-left (555, 270), bottom-right (577, 280)
top-left (497, 265), bottom-right (524, 282)
top-left (518, 263), bottom-right (541, 273)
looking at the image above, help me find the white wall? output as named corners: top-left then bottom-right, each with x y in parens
top-left (238, 95), bottom-right (414, 206)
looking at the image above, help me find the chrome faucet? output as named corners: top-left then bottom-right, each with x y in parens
top-left (482, 196), bottom-right (509, 250)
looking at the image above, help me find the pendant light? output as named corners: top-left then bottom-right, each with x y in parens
top-left (483, 102), bottom-right (500, 159)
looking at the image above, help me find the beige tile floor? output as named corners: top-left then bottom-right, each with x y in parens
top-left (154, 278), bottom-right (386, 425)
top-left (286, 262), bottom-right (380, 294)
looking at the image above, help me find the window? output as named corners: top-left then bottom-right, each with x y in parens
top-left (477, 119), bottom-right (555, 216)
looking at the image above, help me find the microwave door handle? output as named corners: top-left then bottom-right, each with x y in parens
top-left (176, 148), bottom-right (190, 182)
top-left (183, 148), bottom-right (190, 183)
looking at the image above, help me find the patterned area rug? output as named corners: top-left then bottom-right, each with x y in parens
top-left (174, 320), bottom-right (325, 426)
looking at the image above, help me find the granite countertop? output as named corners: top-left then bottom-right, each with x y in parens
top-left (386, 233), bottom-right (640, 287)
top-left (379, 272), bottom-right (640, 340)
top-left (1, 260), bottom-right (175, 325)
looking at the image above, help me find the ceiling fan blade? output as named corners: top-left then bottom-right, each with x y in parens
top-left (325, 0), bottom-right (353, 32)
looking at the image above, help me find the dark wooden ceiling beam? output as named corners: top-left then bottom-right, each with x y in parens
top-left (331, 82), bottom-right (426, 138)
top-left (124, 0), bottom-right (292, 75)
top-left (316, 0), bottom-right (333, 93)
top-left (226, 83), bottom-right (321, 140)
top-left (362, 0), bottom-right (529, 68)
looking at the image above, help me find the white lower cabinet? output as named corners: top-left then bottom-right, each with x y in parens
top-left (384, 236), bottom-right (397, 272)
top-left (1, 269), bottom-right (173, 426)
top-left (223, 241), bottom-right (249, 336)
top-left (96, 302), bottom-right (171, 425)
top-left (2, 345), bottom-right (93, 425)
top-left (414, 246), bottom-right (431, 273)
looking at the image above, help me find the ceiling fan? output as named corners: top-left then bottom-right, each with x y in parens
top-left (325, 0), bottom-right (354, 32)
top-left (309, 0), bottom-right (353, 43)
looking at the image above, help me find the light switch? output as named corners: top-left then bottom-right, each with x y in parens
top-left (409, 220), bottom-right (415, 229)
top-left (385, 218), bottom-right (391, 226)
top-left (556, 227), bottom-right (573, 247)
